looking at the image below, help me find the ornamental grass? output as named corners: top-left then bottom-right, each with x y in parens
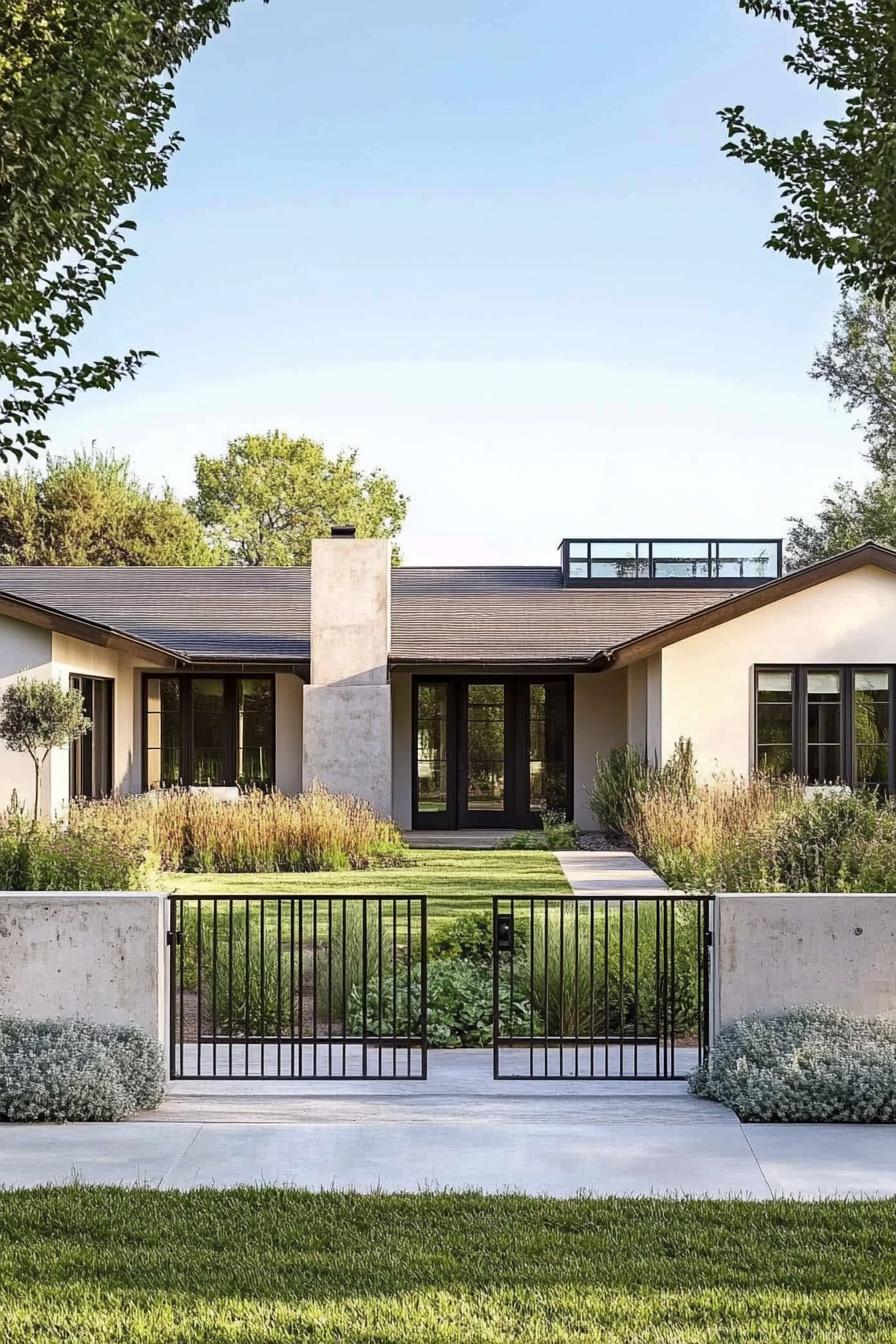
top-left (71, 785), bottom-right (407, 874)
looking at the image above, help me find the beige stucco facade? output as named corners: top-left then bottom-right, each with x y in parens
top-left (650, 564), bottom-right (896, 779)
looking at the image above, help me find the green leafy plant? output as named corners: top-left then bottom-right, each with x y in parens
top-left (429, 910), bottom-right (493, 965)
top-left (0, 678), bottom-right (90, 819)
top-left (500, 809), bottom-right (579, 851)
top-left (691, 1004), bottom-right (896, 1122)
top-left (0, 1016), bottom-right (164, 1121)
top-left (0, 816), bottom-right (152, 891)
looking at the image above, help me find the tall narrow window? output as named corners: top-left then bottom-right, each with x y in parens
top-left (854, 670), bottom-right (890, 789)
top-left (756, 670), bottom-right (794, 776)
top-left (237, 678), bottom-right (274, 786)
top-left (416, 682), bottom-right (449, 815)
top-left (69, 675), bottom-right (113, 799)
top-left (465, 683), bottom-right (505, 812)
top-left (146, 677), bottom-right (183, 787)
top-left (528, 681), bottom-right (569, 813)
top-left (191, 679), bottom-right (227, 785)
top-left (807, 670), bottom-right (842, 783)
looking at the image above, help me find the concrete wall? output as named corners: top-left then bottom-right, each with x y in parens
top-left (572, 670), bottom-right (627, 827)
top-left (303, 537), bottom-right (393, 816)
top-left (660, 564), bottom-right (896, 777)
top-left (713, 894), bottom-right (896, 1031)
top-left (0, 893), bottom-right (167, 1043)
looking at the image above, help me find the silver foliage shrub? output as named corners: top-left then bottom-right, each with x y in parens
top-left (690, 1004), bottom-right (896, 1122)
top-left (0, 1016), bottom-right (165, 1122)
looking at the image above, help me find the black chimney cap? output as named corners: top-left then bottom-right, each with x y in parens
top-left (331, 525), bottom-right (356, 539)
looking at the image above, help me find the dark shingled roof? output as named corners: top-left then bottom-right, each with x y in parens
top-left (0, 565), bottom-right (741, 665)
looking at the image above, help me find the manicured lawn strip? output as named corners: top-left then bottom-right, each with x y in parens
top-left (167, 850), bottom-right (571, 930)
top-left (0, 1189), bottom-right (894, 1343)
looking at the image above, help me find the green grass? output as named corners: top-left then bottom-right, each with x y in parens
top-left (0, 1188), bottom-right (893, 1342)
top-left (167, 849), bottom-right (570, 929)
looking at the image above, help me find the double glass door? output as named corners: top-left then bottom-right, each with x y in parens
top-left (413, 677), bottom-right (571, 829)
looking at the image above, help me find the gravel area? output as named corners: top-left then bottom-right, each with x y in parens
top-left (576, 830), bottom-right (633, 852)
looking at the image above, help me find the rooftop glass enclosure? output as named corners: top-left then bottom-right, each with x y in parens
top-left (560, 538), bottom-right (783, 586)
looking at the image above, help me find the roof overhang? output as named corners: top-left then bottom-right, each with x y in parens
top-left (591, 543), bottom-right (896, 671)
top-left (0, 588), bottom-right (187, 667)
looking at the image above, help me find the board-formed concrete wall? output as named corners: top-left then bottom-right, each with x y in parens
top-left (713, 894), bottom-right (896, 1033)
top-left (0, 893), bottom-right (167, 1043)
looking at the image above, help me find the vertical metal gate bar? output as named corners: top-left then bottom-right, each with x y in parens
top-left (377, 896), bottom-right (383, 1079)
top-left (573, 899), bottom-right (580, 1078)
top-left (327, 898), bottom-right (333, 1079)
top-left (289, 897), bottom-right (296, 1079)
top-left (297, 897), bottom-right (304, 1078)
top-left (543, 897), bottom-right (549, 1080)
top-left (167, 897), bottom-right (177, 1080)
top-left (392, 900), bottom-right (398, 1080)
top-left (311, 896), bottom-right (318, 1077)
top-left (589, 898), bottom-right (595, 1077)
top-left (420, 896), bottom-right (428, 1080)
top-left (341, 898), bottom-right (348, 1078)
top-left (211, 898), bottom-right (218, 1079)
top-left (618, 897), bottom-right (624, 1078)
top-left (633, 897), bottom-right (639, 1079)
top-left (491, 895), bottom-right (500, 1080)
top-left (558, 898), bottom-right (565, 1079)
top-left (670, 897), bottom-right (677, 1078)
top-left (361, 897), bottom-right (368, 1079)
top-left (228, 897), bottom-right (234, 1078)
top-left (654, 897), bottom-right (660, 1080)
top-left (603, 897), bottom-right (609, 1079)
top-left (509, 897), bottom-right (515, 1061)
top-left (178, 896), bottom-right (185, 1079)
top-left (276, 897), bottom-right (283, 1079)
top-left (259, 894), bottom-right (265, 1078)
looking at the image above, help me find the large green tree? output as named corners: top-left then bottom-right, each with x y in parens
top-left (787, 296), bottom-right (896, 567)
top-left (0, 0), bottom-right (250, 463)
top-left (190, 431), bottom-right (409, 565)
top-left (0, 450), bottom-right (220, 564)
top-left (720, 1), bottom-right (896, 301)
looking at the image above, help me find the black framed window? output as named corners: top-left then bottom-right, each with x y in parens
top-left (756, 670), bottom-right (794, 777)
top-left (755, 665), bottom-right (894, 790)
top-left (70, 675), bottom-right (113, 800)
top-left (144, 674), bottom-right (274, 788)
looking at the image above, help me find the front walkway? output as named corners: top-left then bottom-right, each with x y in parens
top-left (3, 1051), bottom-right (896, 1198)
top-left (556, 848), bottom-right (669, 896)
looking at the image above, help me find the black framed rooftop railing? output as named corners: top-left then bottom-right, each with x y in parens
top-left (560, 538), bottom-right (783, 587)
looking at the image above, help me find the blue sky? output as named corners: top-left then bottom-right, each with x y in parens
top-left (43, 1), bottom-right (861, 563)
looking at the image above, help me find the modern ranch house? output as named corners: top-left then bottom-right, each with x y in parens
top-left (1, 531), bottom-right (895, 827)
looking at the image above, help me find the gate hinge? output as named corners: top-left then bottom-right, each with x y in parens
top-left (704, 929), bottom-right (713, 948)
top-left (166, 929), bottom-right (183, 947)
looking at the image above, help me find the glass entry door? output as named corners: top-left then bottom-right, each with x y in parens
top-left (461, 682), bottom-right (510, 826)
top-left (412, 677), bottom-right (571, 829)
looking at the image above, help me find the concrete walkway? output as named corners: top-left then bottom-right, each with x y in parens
top-left (3, 1052), bottom-right (896, 1198)
top-left (557, 848), bottom-right (669, 896)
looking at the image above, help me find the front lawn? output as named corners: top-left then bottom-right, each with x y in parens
top-left (167, 849), bottom-right (571, 929)
top-left (0, 1188), bottom-right (893, 1342)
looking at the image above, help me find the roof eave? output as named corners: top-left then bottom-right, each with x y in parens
top-left (0, 590), bottom-right (186, 668)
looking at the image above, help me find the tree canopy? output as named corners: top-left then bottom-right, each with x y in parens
top-left (0, 0), bottom-right (248, 462)
top-left (787, 296), bottom-right (896, 567)
top-left (721, 1), bottom-right (896, 301)
top-left (189, 431), bottom-right (409, 565)
top-left (0, 450), bottom-right (220, 565)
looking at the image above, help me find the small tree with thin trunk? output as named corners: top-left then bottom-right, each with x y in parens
top-left (0, 679), bottom-right (91, 820)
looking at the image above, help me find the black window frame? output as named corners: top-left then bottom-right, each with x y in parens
top-left (141, 672), bottom-right (276, 789)
top-left (69, 674), bottom-right (114, 801)
top-left (754, 664), bottom-right (896, 791)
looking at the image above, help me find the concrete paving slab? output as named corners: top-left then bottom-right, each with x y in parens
top-left (557, 850), bottom-right (670, 896)
top-left (158, 1119), bottom-right (770, 1197)
top-left (744, 1124), bottom-right (896, 1198)
top-left (0, 1122), bottom-right (201, 1188)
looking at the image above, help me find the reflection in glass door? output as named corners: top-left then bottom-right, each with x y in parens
top-left (415, 682), bottom-right (451, 821)
top-left (528, 681), bottom-right (570, 816)
top-left (464, 683), bottom-right (507, 819)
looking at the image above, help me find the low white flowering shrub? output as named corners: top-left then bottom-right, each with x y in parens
top-left (0, 1017), bottom-right (165, 1122)
top-left (689, 1004), bottom-right (896, 1122)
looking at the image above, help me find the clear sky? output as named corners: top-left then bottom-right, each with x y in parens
top-left (41, 0), bottom-right (864, 565)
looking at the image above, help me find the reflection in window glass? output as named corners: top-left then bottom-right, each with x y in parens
top-left (716, 542), bottom-right (778, 580)
top-left (651, 542), bottom-right (709, 579)
top-left (70, 675), bottom-right (113, 799)
top-left (466, 683), bottom-right (505, 811)
top-left (192, 679), bottom-right (226, 785)
top-left (416, 683), bottom-right (449, 813)
top-left (855, 670), bottom-right (890, 788)
top-left (807, 670), bottom-right (842, 783)
top-left (529, 682), bottom-right (569, 813)
top-left (756, 671), bottom-right (794, 776)
top-left (146, 678), bottom-right (182, 787)
top-left (238, 678), bottom-right (273, 786)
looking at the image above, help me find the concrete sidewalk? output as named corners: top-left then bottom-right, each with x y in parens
top-left (556, 848), bottom-right (670, 896)
top-left (2, 1052), bottom-right (895, 1198)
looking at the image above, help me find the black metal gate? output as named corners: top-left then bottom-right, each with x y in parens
top-left (168, 895), bottom-right (427, 1080)
top-left (492, 894), bottom-right (712, 1080)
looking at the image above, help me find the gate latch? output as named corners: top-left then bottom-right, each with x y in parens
top-left (496, 914), bottom-right (514, 953)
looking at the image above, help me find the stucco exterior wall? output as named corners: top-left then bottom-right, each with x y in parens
top-left (0, 616), bottom-right (53, 816)
top-left (572, 670), bottom-right (627, 827)
top-left (0, 892), bottom-right (167, 1043)
top-left (274, 672), bottom-right (303, 794)
top-left (659, 565), bottom-right (896, 777)
top-left (713, 894), bottom-right (896, 1031)
top-left (391, 672), bottom-right (412, 829)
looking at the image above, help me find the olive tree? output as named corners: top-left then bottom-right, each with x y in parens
top-left (0, 679), bottom-right (91, 819)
